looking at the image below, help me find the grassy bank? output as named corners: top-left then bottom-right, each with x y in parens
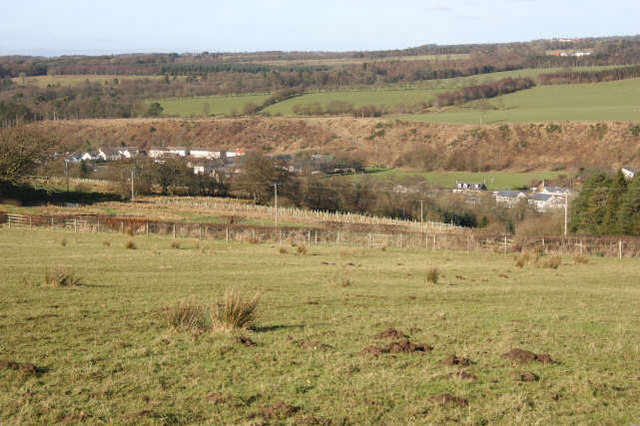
top-left (1, 228), bottom-right (639, 423)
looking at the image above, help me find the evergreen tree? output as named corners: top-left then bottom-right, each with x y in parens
top-left (618, 176), bottom-right (640, 235)
top-left (601, 170), bottom-right (628, 234)
top-left (570, 173), bottom-right (611, 234)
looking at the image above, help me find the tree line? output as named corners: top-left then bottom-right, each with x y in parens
top-left (434, 77), bottom-right (535, 107)
top-left (537, 65), bottom-right (640, 85)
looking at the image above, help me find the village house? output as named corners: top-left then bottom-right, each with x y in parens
top-left (494, 190), bottom-right (527, 207)
top-left (453, 181), bottom-right (487, 192)
top-left (528, 193), bottom-right (564, 212)
top-left (190, 148), bottom-right (226, 160)
top-left (225, 148), bottom-right (245, 158)
top-left (98, 147), bottom-right (122, 162)
top-left (149, 147), bottom-right (189, 158)
top-left (119, 147), bottom-right (142, 159)
top-left (80, 151), bottom-right (99, 161)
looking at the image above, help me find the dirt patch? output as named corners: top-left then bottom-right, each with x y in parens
top-left (428, 394), bottom-right (468, 407)
top-left (374, 328), bottom-right (407, 340)
top-left (290, 339), bottom-right (333, 350)
top-left (439, 355), bottom-right (474, 366)
top-left (518, 371), bottom-right (540, 382)
top-left (498, 273), bottom-right (509, 278)
top-left (363, 339), bottom-right (431, 356)
top-left (0, 360), bottom-right (41, 375)
top-left (502, 348), bottom-right (554, 364)
top-left (455, 275), bottom-right (466, 280)
top-left (345, 262), bottom-right (356, 267)
top-left (25, 313), bottom-right (57, 321)
top-left (236, 336), bottom-right (257, 347)
top-left (447, 371), bottom-right (477, 380)
top-left (261, 402), bottom-right (300, 419)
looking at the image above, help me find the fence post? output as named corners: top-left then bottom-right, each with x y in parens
top-left (120, 221), bottom-right (124, 234)
top-left (97, 218), bottom-right (101, 233)
top-left (400, 234), bottom-right (403, 248)
top-left (542, 237), bottom-right (545, 255)
top-left (199, 225), bottom-right (203, 240)
top-left (75, 218), bottom-right (78, 233)
top-left (307, 230), bottom-right (311, 246)
top-left (337, 231), bottom-right (341, 246)
top-left (504, 235), bottom-right (507, 255)
top-left (226, 227), bottom-right (229, 243)
top-left (315, 230), bottom-right (318, 245)
top-left (8, 215), bottom-right (11, 229)
top-left (580, 240), bottom-right (583, 256)
top-left (29, 216), bottom-right (32, 229)
top-left (433, 234), bottom-right (436, 250)
top-left (369, 233), bottom-right (373, 248)
top-left (51, 217), bottom-right (54, 229)
top-left (173, 224), bottom-right (176, 239)
top-left (619, 240), bottom-right (623, 260)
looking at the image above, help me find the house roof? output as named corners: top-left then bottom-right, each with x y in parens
top-left (99, 147), bottom-right (120, 155)
top-left (531, 193), bottom-right (554, 202)
top-left (497, 190), bottom-right (525, 198)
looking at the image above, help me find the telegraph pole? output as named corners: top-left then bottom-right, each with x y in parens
top-left (64, 160), bottom-right (69, 192)
top-left (420, 200), bottom-right (424, 226)
top-left (273, 183), bottom-right (279, 229)
top-left (130, 168), bottom-right (135, 201)
top-left (564, 193), bottom-right (568, 237)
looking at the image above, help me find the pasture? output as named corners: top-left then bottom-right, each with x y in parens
top-left (346, 169), bottom-right (562, 190)
top-left (13, 74), bottom-right (165, 88)
top-left (398, 78), bottom-right (640, 124)
top-left (150, 93), bottom-right (271, 117)
top-left (1, 227), bottom-right (640, 423)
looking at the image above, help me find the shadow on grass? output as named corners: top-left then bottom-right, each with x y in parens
top-left (0, 181), bottom-right (121, 207)
top-left (255, 324), bottom-right (305, 333)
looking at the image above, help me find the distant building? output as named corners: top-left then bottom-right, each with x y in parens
top-left (454, 181), bottom-right (487, 192)
top-left (226, 148), bottom-right (245, 158)
top-left (148, 147), bottom-right (189, 158)
top-left (529, 193), bottom-right (564, 212)
top-left (190, 148), bottom-right (225, 160)
top-left (98, 147), bottom-right (122, 162)
top-left (495, 190), bottom-right (527, 207)
top-left (120, 147), bottom-right (141, 159)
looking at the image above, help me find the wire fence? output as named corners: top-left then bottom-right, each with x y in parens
top-left (2, 211), bottom-right (640, 258)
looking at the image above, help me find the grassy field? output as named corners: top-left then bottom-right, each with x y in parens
top-left (346, 169), bottom-right (562, 190)
top-left (13, 74), bottom-right (166, 88)
top-left (397, 78), bottom-right (640, 124)
top-left (150, 93), bottom-right (271, 117)
top-left (1, 227), bottom-right (640, 423)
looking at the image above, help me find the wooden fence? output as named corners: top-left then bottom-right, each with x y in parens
top-left (1, 212), bottom-right (640, 258)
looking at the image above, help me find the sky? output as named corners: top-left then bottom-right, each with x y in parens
top-left (2, 0), bottom-right (639, 56)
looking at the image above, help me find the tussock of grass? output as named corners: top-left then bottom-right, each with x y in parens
top-left (165, 297), bottom-right (211, 332)
top-left (328, 278), bottom-right (353, 287)
top-left (514, 252), bottom-right (532, 268)
top-left (211, 289), bottom-right (260, 332)
top-left (296, 245), bottom-right (308, 255)
top-left (537, 254), bottom-right (562, 269)
top-left (426, 267), bottom-right (440, 284)
top-left (59, 238), bottom-right (67, 247)
top-left (43, 267), bottom-right (82, 287)
top-left (125, 240), bottom-right (137, 250)
top-left (573, 254), bottom-right (589, 264)
top-left (102, 240), bottom-right (111, 247)
top-left (279, 246), bottom-right (289, 254)
top-left (170, 241), bottom-right (181, 249)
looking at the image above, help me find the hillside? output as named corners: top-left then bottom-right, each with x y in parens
top-left (31, 117), bottom-right (640, 172)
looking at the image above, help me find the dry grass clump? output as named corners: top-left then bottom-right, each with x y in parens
top-left (328, 278), bottom-right (353, 287)
top-left (296, 245), bottom-right (308, 255)
top-left (125, 240), bottom-right (137, 250)
top-left (573, 254), bottom-right (589, 264)
top-left (59, 238), bottom-right (67, 247)
top-left (247, 235), bottom-right (259, 244)
top-left (165, 297), bottom-right (211, 332)
top-left (279, 246), bottom-right (289, 254)
top-left (170, 241), bottom-right (181, 249)
top-left (43, 267), bottom-right (82, 287)
top-left (166, 290), bottom-right (260, 333)
top-left (102, 240), bottom-right (111, 247)
top-left (537, 254), bottom-right (562, 269)
top-left (514, 252), bottom-right (532, 268)
top-left (426, 267), bottom-right (440, 284)
top-left (211, 289), bottom-right (261, 332)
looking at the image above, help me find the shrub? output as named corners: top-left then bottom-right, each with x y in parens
top-left (426, 267), bottom-right (440, 284)
top-left (165, 297), bottom-right (211, 332)
top-left (171, 241), bottom-right (181, 249)
top-left (296, 245), bottom-right (308, 255)
top-left (44, 267), bottom-right (82, 287)
top-left (125, 240), bottom-right (137, 250)
top-left (211, 289), bottom-right (260, 332)
top-left (573, 255), bottom-right (589, 264)
top-left (537, 254), bottom-right (562, 269)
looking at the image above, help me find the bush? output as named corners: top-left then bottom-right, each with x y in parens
top-left (211, 289), bottom-right (260, 332)
top-left (573, 255), bottom-right (589, 264)
top-left (44, 267), bottom-right (82, 287)
top-left (165, 297), bottom-right (211, 332)
top-left (125, 240), bottom-right (137, 250)
top-left (537, 254), bottom-right (562, 269)
top-left (426, 267), bottom-right (440, 284)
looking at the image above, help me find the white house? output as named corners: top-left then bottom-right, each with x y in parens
top-left (495, 190), bottom-right (527, 207)
top-left (529, 193), bottom-right (564, 212)
top-left (453, 181), bottom-right (488, 192)
top-left (80, 152), bottom-right (98, 161)
top-left (119, 147), bottom-right (141, 159)
top-left (149, 147), bottom-right (189, 158)
top-left (621, 166), bottom-right (639, 181)
top-left (98, 147), bottom-right (122, 162)
top-left (225, 148), bottom-right (245, 158)
top-left (190, 148), bottom-right (225, 160)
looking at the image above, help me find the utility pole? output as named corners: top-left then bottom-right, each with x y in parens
top-left (64, 159), bottom-right (69, 192)
top-left (273, 183), bottom-right (279, 229)
top-left (564, 193), bottom-right (568, 237)
top-left (420, 200), bottom-right (424, 226)
top-left (130, 168), bottom-right (135, 201)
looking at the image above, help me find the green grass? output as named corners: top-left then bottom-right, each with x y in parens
top-left (396, 78), bottom-right (640, 124)
top-left (1, 227), bottom-right (640, 423)
top-left (13, 74), bottom-right (166, 88)
top-left (345, 168), bottom-right (562, 190)
top-left (150, 93), bottom-right (271, 117)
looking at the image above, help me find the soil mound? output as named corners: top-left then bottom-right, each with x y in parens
top-left (440, 355), bottom-right (474, 366)
top-left (518, 371), bottom-right (540, 382)
top-left (374, 328), bottom-right (407, 340)
top-left (236, 336), bottom-right (257, 347)
top-left (363, 339), bottom-right (431, 356)
top-left (299, 340), bottom-right (333, 350)
top-left (0, 360), bottom-right (40, 375)
top-left (261, 402), bottom-right (300, 419)
top-left (428, 394), bottom-right (468, 407)
top-left (502, 348), bottom-right (554, 364)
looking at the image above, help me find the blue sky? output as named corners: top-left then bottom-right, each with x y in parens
top-left (2, 0), bottom-right (639, 55)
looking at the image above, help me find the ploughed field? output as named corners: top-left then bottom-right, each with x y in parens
top-left (1, 228), bottom-right (639, 423)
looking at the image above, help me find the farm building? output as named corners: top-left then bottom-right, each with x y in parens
top-left (454, 181), bottom-right (487, 192)
top-left (190, 148), bottom-right (225, 160)
top-left (495, 190), bottom-right (527, 207)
